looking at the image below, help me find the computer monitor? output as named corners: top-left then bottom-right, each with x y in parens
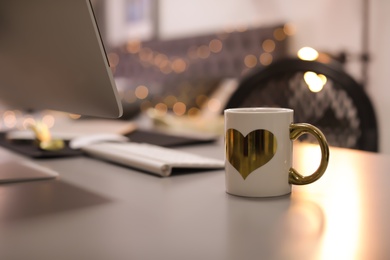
top-left (0, 0), bottom-right (123, 183)
top-left (0, 0), bottom-right (123, 118)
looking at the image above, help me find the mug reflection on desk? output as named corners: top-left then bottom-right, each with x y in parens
top-left (225, 197), bottom-right (325, 260)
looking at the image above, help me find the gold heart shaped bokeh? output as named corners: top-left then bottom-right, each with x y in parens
top-left (226, 129), bottom-right (277, 180)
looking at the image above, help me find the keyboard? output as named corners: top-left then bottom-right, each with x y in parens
top-left (81, 142), bottom-right (225, 177)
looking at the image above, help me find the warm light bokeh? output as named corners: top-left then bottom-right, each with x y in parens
top-left (304, 71), bottom-right (327, 92)
top-left (290, 144), bottom-right (363, 260)
top-left (297, 47), bottom-right (319, 61)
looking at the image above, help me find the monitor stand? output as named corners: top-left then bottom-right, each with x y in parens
top-left (0, 160), bottom-right (58, 184)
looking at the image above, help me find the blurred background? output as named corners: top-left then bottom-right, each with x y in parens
top-left (2, 0), bottom-right (390, 153)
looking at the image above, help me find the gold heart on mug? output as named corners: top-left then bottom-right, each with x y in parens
top-left (226, 129), bottom-right (277, 180)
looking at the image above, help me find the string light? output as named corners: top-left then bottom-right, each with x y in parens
top-left (173, 102), bottom-right (186, 116)
top-left (273, 27), bottom-right (287, 41)
top-left (283, 23), bottom-right (296, 36)
top-left (0, 110), bottom-right (64, 131)
top-left (154, 103), bottom-right (168, 116)
top-left (135, 85), bottom-right (149, 99)
top-left (187, 107), bottom-right (200, 117)
top-left (114, 24), bottom-right (289, 116)
top-left (0, 26), bottom-right (290, 123)
top-left (209, 39), bottom-right (223, 53)
top-left (259, 52), bottom-right (273, 66)
top-left (262, 39), bottom-right (276, 53)
top-left (121, 24), bottom-right (287, 75)
top-left (244, 54), bottom-right (258, 68)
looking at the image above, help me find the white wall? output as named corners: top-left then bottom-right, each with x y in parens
top-left (369, 0), bottom-right (390, 153)
top-left (159, 0), bottom-right (390, 153)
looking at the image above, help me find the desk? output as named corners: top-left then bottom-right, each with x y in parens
top-left (0, 141), bottom-right (389, 260)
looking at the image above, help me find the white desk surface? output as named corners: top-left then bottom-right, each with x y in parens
top-left (0, 140), bottom-right (389, 260)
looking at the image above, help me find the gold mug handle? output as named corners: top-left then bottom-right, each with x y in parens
top-left (289, 123), bottom-right (330, 185)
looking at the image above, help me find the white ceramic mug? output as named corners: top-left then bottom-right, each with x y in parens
top-left (224, 108), bottom-right (329, 197)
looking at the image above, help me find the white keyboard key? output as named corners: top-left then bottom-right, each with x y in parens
top-left (81, 142), bottom-right (225, 177)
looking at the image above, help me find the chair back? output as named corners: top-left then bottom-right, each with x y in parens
top-left (225, 58), bottom-right (378, 152)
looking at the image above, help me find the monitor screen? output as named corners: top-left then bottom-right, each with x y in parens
top-left (0, 0), bottom-right (123, 118)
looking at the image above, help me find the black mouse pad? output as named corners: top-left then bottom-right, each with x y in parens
top-left (0, 133), bottom-right (82, 158)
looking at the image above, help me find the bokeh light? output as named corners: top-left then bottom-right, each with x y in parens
top-left (135, 85), bottom-right (149, 99)
top-left (298, 47), bottom-right (319, 61)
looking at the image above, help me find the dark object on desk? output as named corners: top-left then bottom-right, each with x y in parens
top-left (225, 58), bottom-right (378, 152)
top-left (124, 129), bottom-right (217, 147)
top-left (0, 133), bottom-right (82, 158)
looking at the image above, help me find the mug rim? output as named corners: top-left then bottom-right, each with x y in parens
top-left (224, 107), bottom-right (293, 114)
